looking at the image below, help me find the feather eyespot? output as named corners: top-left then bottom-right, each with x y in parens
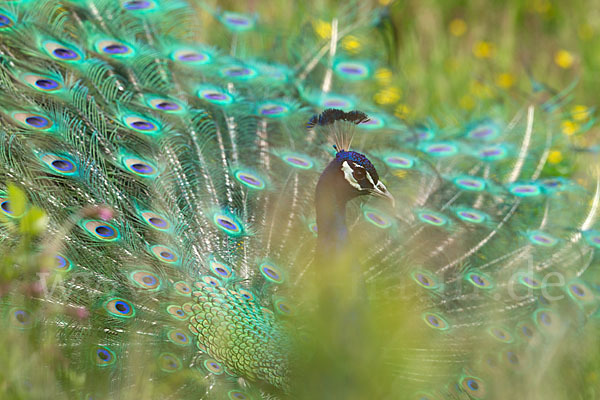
top-left (238, 289), bottom-right (254, 301)
top-left (174, 281), bottom-right (191, 296)
top-left (468, 122), bottom-right (499, 140)
top-left (422, 312), bottom-right (449, 330)
top-left (257, 102), bottom-right (290, 118)
top-left (454, 176), bottom-right (486, 191)
top-left (0, 199), bottom-right (19, 218)
top-left (82, 220), bottom-right (120, 241)
top-left (518, 274), bottom-right (543, 289)
top-left (466, 271), bottom-right (494, 289)
top-left (123, 157), bottom-right (158, 177)
top-left (0, 13), bottom-right (14, 29)
top-left (12, 112), bottom-right (53, 130)
top-left (260, 263), bottom-right (284, 284)
top-left (172, 49), bottom-right (211, 64)
top-left (527, 231), bottom-right (558, 247)
top-left (23, 74), bottom-right (63, 92)
top-left (534, 308), bottom-right (561, 335)
top-left (488, 326), bottom-right (514, 343)
top-left (130, 270), bottom-right (161, 290)
top-left (123, 0), bottom-right (156, 11)
top-left (166, 305), bottom-right (187, 320)
top-left (314, 94), bottom-right (355, 109)
top-left (234, 170), bottom-right (266, 190)
top-left (197, 86), bottom-right (234, 105)
top-left (147, 97), bottom-right (184, 113)
top-left (204, 359), bottom-right (223, 374)
top-left (421, 142), bottom-right (458, 157)
top-left (202, 275), bottom-right (221, 287)
top-left (141, 211), bottom-right (170, 230)
top-left (504, 350), bottom-right (521, 368)
top-left (384, 154), bottom-right (415, 169)
top-left (213, 213), bottom-right (244, 236)
top-left (228, 390), bottom-right (250, 400)
top-left (478, 145), bottom-right (507, 161)
top-left (159, 353), bottom-right (182, 372)
top-left (517, 322), bottom-right (536, 340)
top-left (122, 115), bottom-right (160, 135)
top-left (411, 270), bottom-right (440, 290)
top-left (568, 282), bottom-right (594, 303)
top-left (104, 298), bottom-right (135, 318)
top-left (274, 299), bottom-right (293, 316)
top-left (584, 230), bottom-right (600, 248)
top-left (167, 329), bottom-right (190, 346)
top-left (151, 245), bottom-right (179, 264)
top-left (10, 308), bottom-right (33, 329)
top-left (455, 208), bottom-right (488, 224)
top-left (36, 79), bottom-right (58, 90)
top-left (460, 376), bottom-right (485, 399)
top-left (364, 209), bottom-right (393, 229)
top-left (54, 254), bottom-right (73, 271)
top-left (282, 153), bottom-right (313, 169)
top-left (220, 12), bottom-right (254, 31)
top-left (509, 183), bottom-right (542, 197)
top-left (220, 65), bottom-right (257, 80)
top-left (43, 41), bottom-right (82, 62)
top-left (95, 346), bottom-right (116, 366)
top-left (210, 259), bottom-right (232, 279)
top-left (96, 39), bottom-right (134, 57)
top-left (334, 61), bottom-right (370, 80)
top-left (417, 211), bottom-right (448, 226)
top-left (0, 199), bottom-right (11, 214)
top-left (41, 154), bottom-right (77, 175)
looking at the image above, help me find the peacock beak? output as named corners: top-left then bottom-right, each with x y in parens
top-left (372, 181), bottom-right (395, 208)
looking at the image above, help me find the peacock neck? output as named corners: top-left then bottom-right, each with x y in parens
top-left (315, 158), bottom-right (356, 260)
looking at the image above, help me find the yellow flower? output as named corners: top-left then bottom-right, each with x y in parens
top-left (449, 18), bottom-right (467, 37)
top-left (342, 35), bottom-right (362, 53)
top-left (394, 104), bottom-right (412, 119)
top-left (470, 81), bottom-right (493, 98)
top-left (548, 150), bottom-right (563, 164)
top-left (533, 0), bottom-right (551, 14)
top-left (379, 0), bottom-right (392, 4)
top-left (571, 105), bottom-right (590, 121)
top-left (554, 50), bottom-right (574, 69)
top-left (459, 95), bottom-right (475, 110)
top-left (561, 120), bottom-right (579, 136)
top-left (473, 41), bottom-right (495, 59)
top-left (496, 73), bottom-right (515, 89)
top-left (314, 20), bottom-right (331, 39)
top-left (374, 87), bottom-right (402, 105)
top-left (375, 68), bottom-right (393, 84)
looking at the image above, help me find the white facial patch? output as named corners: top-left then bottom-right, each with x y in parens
top-left (365, 170), bottom-right (376, 187)
top-left (341, 161), bottom-right (361, 190)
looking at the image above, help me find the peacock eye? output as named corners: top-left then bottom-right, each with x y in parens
top-left (353, 168), bottom-right (366, 180)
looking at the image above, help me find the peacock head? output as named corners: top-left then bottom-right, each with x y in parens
top-left (309, 108), bottom-right (394, 207)
top-left (335, 149), bottom-right (394, 205)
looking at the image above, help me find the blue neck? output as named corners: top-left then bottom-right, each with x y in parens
top-left (315, 159), bottom-right (356, 260)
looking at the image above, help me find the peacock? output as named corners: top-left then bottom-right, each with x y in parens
top-left (0, 0), bottom-right (599, 399)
